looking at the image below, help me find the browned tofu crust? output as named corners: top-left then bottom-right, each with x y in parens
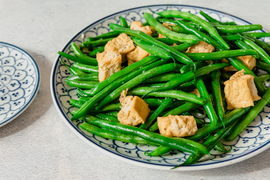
top-left (105, 33), bottom-right (135, 56)
top-left (127, 46), bottom-right (149, 65)
top-left (224, 70), bottom-right (261, 109)
top-left (97, 51), bottom-right (122, 82)
top-left (157, 115), bottom-right (198, 137)
top-left (117, 89), bottom-right (150, 126)
top-left (186, 41), bottom-right (215, 53)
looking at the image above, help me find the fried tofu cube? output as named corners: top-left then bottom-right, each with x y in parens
top-left (126, 46), bottom-right (149, 65)
top-left (190, 88), bottom-right (201, 97)
top-left (117, 89), bottom-right (150, 126)
top-left (186, 41), bottom-right (215, 53)
top-left (130, 21), bottom-right (155, 36)
top-left (130, 21), bottom-right (144, 30)
top-left (224, 70), bottom-right (261, 110)
top-left (105, 33), bottom-right (135, 56)
top-left (222, 55), bottom-right (256, 71)
top-left (157, 115), bottom-right (198, 137)
top-left (97, 51), bottom-right (122, 82)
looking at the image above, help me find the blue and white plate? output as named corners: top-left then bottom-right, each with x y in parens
top-left (50, 5), bottom-right (270, 170)
top-left (0, 42), bottom-right (40, 127)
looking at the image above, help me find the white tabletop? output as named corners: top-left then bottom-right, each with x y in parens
top-left (1, 0), bottom-right (270, 179)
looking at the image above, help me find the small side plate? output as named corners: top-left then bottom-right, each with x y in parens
top-left (0, 42), bottom-right (40, 127)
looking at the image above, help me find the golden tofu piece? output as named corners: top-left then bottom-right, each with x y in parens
top-left (97, 51), bottom-right (122, 82)
top-left (130, 21), bottom-right (144, 30)
top-left (157, 115), bottom-right (198, 137)
top-left (224, 70), bottom-right (261, 110)
top-left (105, 33), bottom-right (135, 56)
top-left (186, 41), bottom-right (215, 53)
top-left (222, 55), bottom-right (256, 71)
top-left (190, 88), bottom-right (200, 97)
top-left (130, 21), bottom-right (155, 36)
top-left (158, 33), bottom-right (166, 38)
top-left (127, 46), bottom-right (149, 65)
top-left (117, 89), bottom-right (150, 126)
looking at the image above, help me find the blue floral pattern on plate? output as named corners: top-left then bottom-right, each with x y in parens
top-left (0, 42), bottom-right (40, 127)
top-left (50, 5), bottom-right (270, 170)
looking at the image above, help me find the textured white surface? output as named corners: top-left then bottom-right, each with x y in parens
top-left (1, 0), bottom-right (270, 179)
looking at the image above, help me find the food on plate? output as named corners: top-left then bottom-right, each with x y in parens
top-left (224, 70), bottom-right (261, 109)
top-left (57, 9), bottom-right (270, 169)
top-left (157, 115), bottom-right (198, 137)
top-left (118, 89), bottom-right (150, 126)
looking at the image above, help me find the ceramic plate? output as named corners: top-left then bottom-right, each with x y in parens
top-left (50, 4), bottom-right (270, 170)
top-left (0, 42), bottom-right (40, 127)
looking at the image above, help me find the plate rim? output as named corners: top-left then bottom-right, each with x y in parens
top-left (50, 4), bottom-right (270, 171)
top-left (0, 41), bottom-right (41, 127)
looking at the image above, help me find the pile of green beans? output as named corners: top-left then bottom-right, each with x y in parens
top-left (57, 10), bottom-right (270, 170)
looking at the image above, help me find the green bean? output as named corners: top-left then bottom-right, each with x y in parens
top-left (119, 16), bottom-right (128, 28)
top-left (59, 58), bottom-right (86, 75)
top-left (80, 122), bottom-right (158, 146)
top-left (132, 37), bottom-right (171, 59)
top-left (143, 73), bottom-right (182, 83)
top-left (186, 49), bottom-right (258, 61)
top-left (79, 97), bottom-right (166, 108)
top-left (214, 142), bottom-right (231, 153)
top-left (176, 20), bottom-right (223, 50)
top-left (234, 40), bottom-right (259, 58)
top-left (88, 31), bottom-right (119, 41)
top-left (66, 73), bottom-right (98, 81)
top-left (149, 101), bottom-right (201, 132)
top-left (145, 145), bottom-right (172, 156)
top-left (69, 99), bottom-right (83, 108)
top-left (71, 62), bottom-right (99, 73)
top-left (95, 63), bottom-right (182, 110)
top-left (174, 120), bottom-right (237, 168)
top-left (227, 57), bottom-right (265, 95)
top-left (127, 86), bottom-right (206, 105)
top-left (71, 59), bottom-right (169, 120)
top-left (154, 37), bottom-right (181, 45)
top-left (211, 70), bottom-right (225, 124)
top-left (90, 56), bottom-right (160, 96)
top-left (157, 10), bottom-right (230, 50)
top-left (109, 23), bottom-right (195, 65)
top-left (65, 79), bottom-right (99, 89)
top-left (104, 111), bottom-right (118, 117)
top-left (88, 46), bottom-right (105, 57)
top-left (245, 32), bottom-right (270, 38)
top-left (146, 63), bottom-right (230, 93)
top-left (94, 113), bottom-right (119, 122)
top-left (188, 107), bottom-right (251, 141)
top-left (81, 37), bottom-right (114, 48)
top-left (180, 61), bottom-right (207, 74)
top-left (243, 38), bottom-right (270, 65)
top-left (58, 51), bottom-right (98, 66)
top-left (221, 34), bottom-right (242, 41)
top-left (258, 74), bottom-right (270, 83)
top-left (225, 88), bottom-right (270, 141)
top-left (256, 60), bottom-right (270, 73)
top-left (90, 119), bottom-right (209, 155)
top-left (173, 42), bottom-right (196, 52)
top-left (215, 24), bottom-right (263, 33)
top-left (140, 98), bottom-right (173, 130)
top-left (199, 11), bottom-right (223, 25)
top-left (144, 12), bottom-right (200, 44)
top-left (195, 78), bottom-right (219, 126)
